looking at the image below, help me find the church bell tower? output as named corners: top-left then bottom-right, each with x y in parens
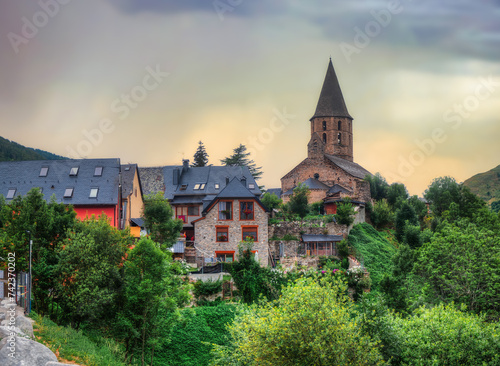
top-left (307, 59), bottom-right (354, 162)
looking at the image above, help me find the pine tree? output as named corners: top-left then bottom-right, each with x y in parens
top-left (192, 141), bottom-right (209, 167)
top-left (221, 144), bottom-right (263, 180)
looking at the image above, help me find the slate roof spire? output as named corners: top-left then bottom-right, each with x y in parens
top-left (311, 59), bottom-right (352, 120)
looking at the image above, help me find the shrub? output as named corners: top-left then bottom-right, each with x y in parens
top-left (193, 278), bottom-right (223, 299)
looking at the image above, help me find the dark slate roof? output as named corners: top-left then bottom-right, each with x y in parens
top-left (121, 164), bottom-right (143, 199)
top-left (311, 59), bottom-right (352, 120)
top-left (328, 184), bottom-right (352, 195)
top-left (130, 217), bottom-right (144, 227)
top-left (0, 158), bottom-right (120, 205)
top-left (139, 164), bottom-right (261, 210)
top-left (302, 178), bottom-right (330, 190)
top-left (325, 154), bottom-right (372, 179)
top-left (266, 188), bottom-right (282, 197)
top-left (302, 234), bottom-right (344, 242)
top-left (216, 177), bottom-right (256, 199)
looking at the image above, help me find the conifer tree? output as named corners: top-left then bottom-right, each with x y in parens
top-left (221, 144), bottom-right (262, 180)
top-left (192, 141), bottom-right (209, 167)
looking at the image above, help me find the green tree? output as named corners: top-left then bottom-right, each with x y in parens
top-left (221, 144), bottom-right (263, 180)
top-left (116, 237), bottom-right (190, 366)
top-left (192, 140), bottom-right (209, 167)
top-left (364, 173), bottom-right (389, 200)
top-left (261, 191), bottom-right (282, 213)
top-left (424, 176), bottom-right (462, 216)
top-left (390, 304), bottom-right (500, 365)
top-left (210, 276), bottom-right (384, 366)
top-left (55, 216), bottom-right (132, 328)
top-left (413, 220), bottom-right (500, 318)
top-left (142, 192), bottom-right (183, 250)
top-left (288, 183), bottom-right (310, 218)
top-left (0, 189), bottom-right (76, 315)
top-left (394, 201), bottom-right (418, 242)
top-left (335, 197), bottom-right (355, 226)
top-left (492, 200), bottom-right (500, 213)
top-left (407, 195), bottom-right (428, 225)
top-left (386, 183), bottom-right (408, 209)
top-left (370, 199), bottom-right (394, 229)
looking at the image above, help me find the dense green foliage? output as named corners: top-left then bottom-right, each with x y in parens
top-left (365, 173), bottom-right (389, 201)
top-left (287, 182), bottom-right (310, 218)
top-left (348, 223), bottom-right (397, 290)
top-left (0, 135), bottom-right (65, 161)
top-left (386, 183), bottom-right (408, 209)
top-left (192, 140), bottom-right (209, 167)
top-left (335, 197), bottom-right (355, 226)
top-left (211, 276), bottom-right (384, 366)
top-left (155, 304), bottom-right (237, 366)
top-left (261, 191), bottom-right (282, 212)
top-left (193, 278), bottom-right (223, 299)
top-left (142, 192), bottom-right (183, 250)
top-left (370, 199), bottom-right (394, 229)
top-left (221, 144), bottom-right (263, 180)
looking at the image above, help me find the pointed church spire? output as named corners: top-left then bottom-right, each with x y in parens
top-left (310, 59), bottom-right (352, 120)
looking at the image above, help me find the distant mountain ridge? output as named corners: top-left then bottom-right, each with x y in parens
top-left (0, 136), bottom-right (66, 162)
top-left (463, 165), bottom-right (500, 209)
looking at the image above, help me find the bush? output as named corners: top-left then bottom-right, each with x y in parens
top-left (335, 197), bottom-right (355, 226)
top-left (193, 278), bottom-right (223, 299)
top-left (370, 199), bottom-right (394, 229)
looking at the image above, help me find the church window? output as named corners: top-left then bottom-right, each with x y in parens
top-left (338, 133), bottom-right (341, 144)
top-left (322, 121), bottom-right (327, 131)
top-left (314, 173), bottom-right (319, 179)
top-left (323, 133), bottom-right (327, 143)
top-left (338, 120), bottom-right (342, 130)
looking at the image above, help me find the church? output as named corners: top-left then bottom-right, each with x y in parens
top-left (280, 59), bottom-right (372, 212)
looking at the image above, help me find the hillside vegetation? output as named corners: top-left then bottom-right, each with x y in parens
top-left (347, 222), bottom-right (397, 290)
top-left (463, 164), bottom-right (500, 204)
top-left (0, 135), bottom-right (65, 161)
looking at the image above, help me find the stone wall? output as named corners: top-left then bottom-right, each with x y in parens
top-left (194, 199), bottom-right (268, 266)
top-left (269, 220), bottom-right (348, 239)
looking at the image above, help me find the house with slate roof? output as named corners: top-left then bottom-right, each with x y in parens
top-left (280, 59), bottom-right (372, 210)
top-left (0, 159), bottom-right (143, 230)
top-left (140, 160), bottom-right (268, 265)
top-left (121, 164), bottom-right (144, 236)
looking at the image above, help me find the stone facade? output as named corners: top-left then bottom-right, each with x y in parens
top-left (281, 156), bottom-right (371, 203)
top-left (194, 199), bottom-right (269, 266)
top-left (309, 116), bottom-right (353, 161)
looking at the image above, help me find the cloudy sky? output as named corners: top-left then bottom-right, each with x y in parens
top-left (1, 0), bottom-right (499, 195)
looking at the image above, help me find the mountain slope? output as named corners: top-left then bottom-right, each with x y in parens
top-left (0, 136), bottom-right (66, 161)
top-left (463, 165), bottom-right (500, 204)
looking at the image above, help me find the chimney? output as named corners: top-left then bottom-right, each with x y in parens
top-left (173, 168), bottom-right (180, 185)
top-left (241, 176), bottom-right (247, 187)
top-left (182, 159), bottom-right (189, 174)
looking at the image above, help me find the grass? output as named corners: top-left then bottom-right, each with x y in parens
top-left (32, 313), bottom-right (127, 366)
top-left (347, 223), bottom-right (397, 290)
top-left (463, 164), bottom-right (500, 203)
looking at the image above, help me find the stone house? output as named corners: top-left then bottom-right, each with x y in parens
top-left (193, 177), bottom-right (269, 266)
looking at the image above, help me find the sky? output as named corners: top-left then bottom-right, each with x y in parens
top-left (1, 0), bottom-right (499, 196)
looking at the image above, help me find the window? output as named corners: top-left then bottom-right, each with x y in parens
top-left (215, 183), bottom-right (220, 189)
top-left (6, 189), bottom-right (16, 199)
top-left (94, 166), bottom-right (103, 176)
top-left (248, 183), bottom-right (255, 189)
top-left (314, 173), bottom-right (320, 179)
top-left (64, 188), bottom-right (74, 198)
top-left (219, 201), bottom-right (232, 220)
top-left (176, 206), bottom-right (188, 223)
top-left (322, 120), bottom-right (327, 131)
top-left (194, 183), bottom-right (206, 190)
top-left (240, 201), bottom-right (254, 220)
top-left (216, 227), bottom-right (229, 242)
top-left (89, 188), bottom-right (99, 198)
top-left (242, 226), bottom-right (258, 241)
top-left (338, 120), bottom-right (342, 130)
top-left (180, 184), bottom-right (188, 191)
top-left (188, 206), bottom-right (199, 216)
top-left (69, 167), bottom-right (79, 176)
top-left (39, 167), bottom-right (48, 177)
top-left (338, 133), bottom-right (342, 144)
top-left (215, 251), bottom-right (234, 262)
top-left (323, 133), bottom-right (327, 144)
